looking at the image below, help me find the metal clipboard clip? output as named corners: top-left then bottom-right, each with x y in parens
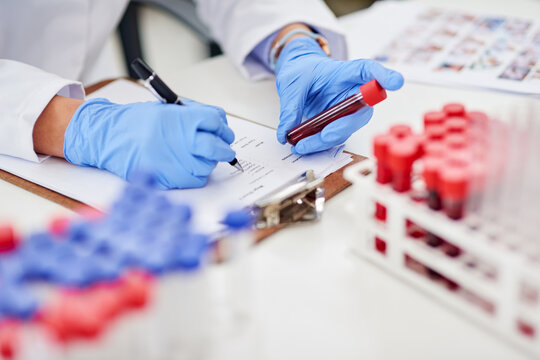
top-left (250, 170), bottom-right (325, 229)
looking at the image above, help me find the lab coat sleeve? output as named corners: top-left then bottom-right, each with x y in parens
top-left (195, 0), bottom-right (348, 80)
top-left (0, 60), bottom-right (84, 162)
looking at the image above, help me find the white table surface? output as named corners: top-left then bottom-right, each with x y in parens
top-left (2, 0), bottom-right (538, 359)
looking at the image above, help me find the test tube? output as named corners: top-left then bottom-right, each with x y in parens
top-left (286, 80), bottom-right (387, 145)
top-left (373, 134), bottom-right (392, 185)
top-left (387, 138), bottom-right (419, 193)
top-left (439, 162), bottom-right (469, 220)
top-left (422, 156), bottom-right (443, 210)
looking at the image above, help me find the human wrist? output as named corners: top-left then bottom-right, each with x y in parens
top-left (63, 98), bottom-right (114, 166)
top-left (33, 95), bottom-right (84, 158)
top-left (270, 23), bottom-right (330, 72)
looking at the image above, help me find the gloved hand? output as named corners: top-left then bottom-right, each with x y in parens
top-left (275, 37), bottom-right (404, 154)
top-left (64, 98), bottom-right (236, 189)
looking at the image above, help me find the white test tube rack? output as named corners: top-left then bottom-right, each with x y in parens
top-left (344, 159), bottom-right (540, 358)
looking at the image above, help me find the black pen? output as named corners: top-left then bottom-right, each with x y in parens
top-left (130, 58), bottom-right (244, 173)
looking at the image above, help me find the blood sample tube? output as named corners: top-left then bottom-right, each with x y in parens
top-left (373, 134), bottom-right (392, 222)
top-left (388, 138), bottom-right (418, 193)
top-left (286, 80), bottom-right (387, 145)
top-left (439, 163), bottom-right (469, 220)
top-left (443, 103), bottom-right (466, 117)
top-left (422, 156), bottom-right (443, 210)
top-left (423, 111), bottom-right (446, 129)
top-left (373, 134), bottom-right (392, 185)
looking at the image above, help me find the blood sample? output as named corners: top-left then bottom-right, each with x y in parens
top-left (388, 138), bottom-right (418, 193)
top-left (422, 156), bottom-right (443, 210)
top-left (372, 134), bottom-right (390, 222)
top-left (375, 202), bottom-right (387, 222)
top-left (373, 134), bottom-right (392, 184)
top-left (374, 237), bottom-right (387, 255)
top-left (439, 163), bottom-right (469, 220)
top-left (286, 80), bottom-right (387, 145)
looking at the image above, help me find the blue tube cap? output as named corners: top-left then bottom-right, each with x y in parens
top-left (222, 210), bottom-right (254, 230)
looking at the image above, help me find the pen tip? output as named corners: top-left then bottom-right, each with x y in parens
top-left (229, 158), bottom-right (244, 172)
top-left (235, 163), bottom-right (244, 172)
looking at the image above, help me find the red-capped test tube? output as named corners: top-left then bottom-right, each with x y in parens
top-left (286, 80), bottom-right (387, 145)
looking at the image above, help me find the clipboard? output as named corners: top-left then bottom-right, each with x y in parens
top-left (0, 79), bottom-right (366, 243)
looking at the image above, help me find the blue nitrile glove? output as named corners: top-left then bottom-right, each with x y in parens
top-left (275, 37), bottom-right (404, 154)
top-left (64, 98), bottom-right (236, 189)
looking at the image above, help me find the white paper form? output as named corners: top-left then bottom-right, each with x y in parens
top-left (0, 80), bottom-right (351, 231)
top-left (341, 1), bottom-right (540, 95)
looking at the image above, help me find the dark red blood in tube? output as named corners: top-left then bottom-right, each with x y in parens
top-left (373, 134), bottom-right (393, 184)
top-left (440, 164), bottom-right (469, 220)
top-left (375, 202), bottom-right (387, 221)
top-left (422, 156), bottom-right (443, 210)
top-left (388, 138), bottom-right (418, 193)
top-left (286, 80), bottom-right (387, 145)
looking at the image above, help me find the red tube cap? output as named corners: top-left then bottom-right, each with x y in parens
top-left (49, 216), bottom-right (71, 237)
top-left (425, 124), bottom-right (445, 141)
top-left (0, 224), bottom-right (19, 253)
top-left (423, 156), bottom-right (443, 189)
top-left (388, 139), bottom-right (418, 171)
top-left (443, 103), bottom-right (466, 117)
top-left (424, 111), bottom-right (446, 128)
top-left (389, 124), bottom-right (412, 139)
top-left (373, 134), bottom-right (391, 161)
top-left (445, 117), bottom-right (468, 134)
top-left (440, 164), bottom-right (469, 199)
top-left (360, 80), bottom-right (387, 106)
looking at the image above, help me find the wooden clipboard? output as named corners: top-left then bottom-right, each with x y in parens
top-left (0, 79), bottom-right (366, 242)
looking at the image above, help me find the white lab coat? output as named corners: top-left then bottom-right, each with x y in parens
top-left (0, 0), bottom-right (346, 163)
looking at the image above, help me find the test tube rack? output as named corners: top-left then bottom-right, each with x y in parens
top-left (344, 150), bottom-right (540, 358)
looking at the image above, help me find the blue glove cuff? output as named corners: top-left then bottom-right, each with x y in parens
top-left (270, 31), bottom-right (331, 73)
top-left (64, 97), bottom-right (115, 167)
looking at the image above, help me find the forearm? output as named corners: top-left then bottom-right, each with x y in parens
top-left (33, 96), bottom-right (83, 158)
